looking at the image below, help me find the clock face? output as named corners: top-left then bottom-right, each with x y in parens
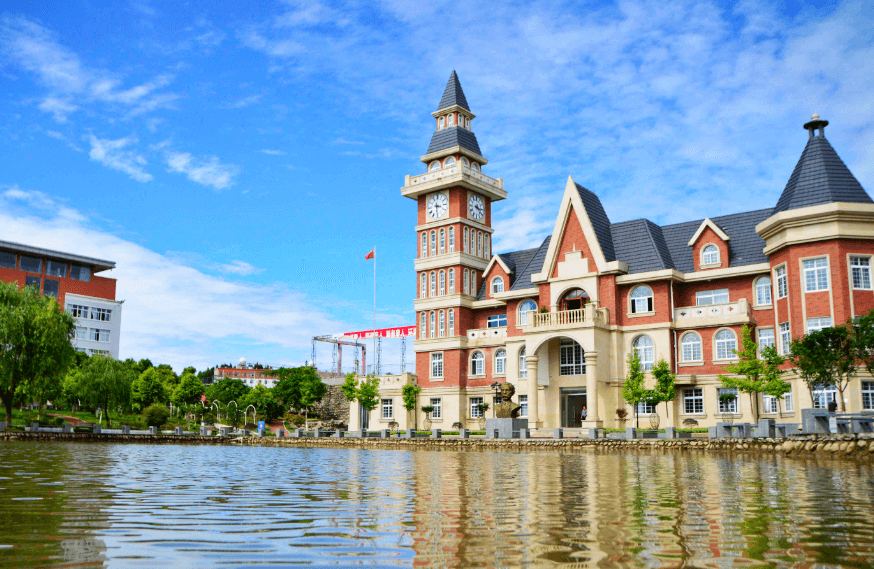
top-left (468, 194), bottom-right (485, 221)
top-left (427, 193), bottom-right (448, 219)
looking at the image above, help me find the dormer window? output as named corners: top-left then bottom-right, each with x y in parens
top-left (702, 244), bottom-right (719, 265)
top-left (491, 277), bottom-right (504, 294)
top-left (429, 161), bottom-right (441, 172)
top-left (444, 157), bottom-right (456, 168)
top-left (438, 117), bottom-right (444, 129)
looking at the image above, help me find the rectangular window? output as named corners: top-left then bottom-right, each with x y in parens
top-left (636, 401), bottom-right (656, 414)
top-left (20, 255), bottom-right (42, 273)
top-left (560, 339), bottom-right (585, 375)
top-left (471, 274), bottom-right (476, 296)
top-left (463, 228), bottom-right (469, 254)
top-left (76, 326), bottom-right (88, 340)
top-left (421, 233), bottom-right (427, 258)
top-left (484, 235), bottom-right (490, 258)
top-left (420, 313), bottom-right (426, 339)
top-left (0, 251), bottom-right (16, 269)
top-left (46, 260), bottom-right (67, 277)
top-left (812, 385), bottom-right (837, 409)
top-left (70, 265), bottom-right (90, 282)
top-left (862, 381), bottom-right (874, 411)
top-left (784, 387), bottom-right (793, 412)
top-left (757, 328), bottom-right (775, 352)
top-left (775, 266), bottom-right (788, 298)
top-left (439, 230), bottom-right (445, 255)
top-left (449, 228), bottom-right (455, 253)
top-left (381, 399), bottom-right (393, 419)
top-left (470, 396), bottom-right (484, 418)
top-left (430, 232), bottom-right (436, 256)
top-left (696, 288), bottom-right (729, 305)
top-left (448, 310), bottom-right (454, 337)
top-left (477, 232), bottom-right (482, 258)
top-left (90, 307), bottom-right (112, 322)
top-left (803, 258), bottom-right (829, 292)
top-left (431, 353), bottom-right (443, 378)
top-left (90, 328), bottom-right (111, 342)
top-left (439, 272), bottom-right (445, 296)
top-left (487, 314), bottom-right (507, 328)
top-left (43, 278), bottom-right (59, 298)
top-left (449, 269), bottom-right (454, 293)
top-left (683, 388), bottom-right (704, 414)
top-left (25, 275), bottom-right (41, 290)
top-left (430, 398), bottom-right (442, 419)
top-left (851, 256), bottom-right (871, 290)
top-left (763, 394), bottom-right (779, 414)
top-left (463, 270), bottom-right (469, 295)
top-left (779, 322), bottom-right (791, 355)
top-left (718, 388), bottom-right (738, 414)
top-left (420, 274), bottom-right (426, 298)
top-left (68, 304), bottom-right (88, 318)
top-left (807, 317), bottom-right (832, 333)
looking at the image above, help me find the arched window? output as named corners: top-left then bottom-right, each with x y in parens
top-left (465, 117), bottom-right (470, 129)
top-left (518, 347), bottom-right (527, 377)
top-left (632, 335), bottom-right (654, 371)
top-left (447, 113), bottom-right (454, 125)
top-left (715, 329), bottom-right (737, 360)
top-left (430, 271), bottom-right (436, 297)
top-left (420, 273), bottom-right (426, 298)
top-left (448, 309), bottom-right (455, 336)
top-left (560, 339), bottom-right (585, 375)
top-left (444, 157), bottom-right (456, 167)
top-left (495, 349), bottom-right (507, 374)
top-left (471, 162), bottom-right (480, 171)
top-left (463, 227), bottom-right (469, 253)
top-left (439, 228), bottom-right (445, 254)
top-left (471, 273), bottom-right (477, 296)
top-left (438, 117), bottom-right (445, 129)
top-left (429, 161), bottom-right (440, 172)
top-left (561, 288), bottom-right (589, 311)
top-left (755, 276), bottom-right (772, 306)
top-left (439, 270), bottom-right (446, 295)
top-left (430, 230), bottom-right (436, 256)
top-left (449, 269), bottom-right (455, 294)
top-left (464, 269), bottom-right (469, 295)
top-left (492, 277), bottom-right (504, 294)
top-left (630, 285), bottom-right (653, 314)
top-left (702, 244), bottom-right (719, 265)
top-left (518, 300), bottom-right (537, 325)
top-left (439, 310), bottom-right (445, 338)
top-left (471, 351), bottom-right (484, 375)
top-left (449, 227), bottom-right (455, 252)
top-left (430, 311), bottom-right (436, 339)
top-left (420, 312), bottom-right (426, 338)
top-left (484, 234), bottom-right (490, 258)
top-left (461, 157), bottom-right (470, 167)
top-left (477, 232), bottom-right (482, 257)
top-left (680, 332), bottom-right (702, 362)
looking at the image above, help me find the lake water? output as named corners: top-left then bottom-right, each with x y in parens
top-left (0, 442), bottom-right (873, 568)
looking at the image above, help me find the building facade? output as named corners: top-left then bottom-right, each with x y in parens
top-left (0, 240), bottom-right (122, 358)
top-left (214, 359), bottom-right (279, 388)
top-left (366, 72), bottom-right (874, 433)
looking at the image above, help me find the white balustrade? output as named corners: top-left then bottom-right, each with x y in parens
top-left (530, 305), bottom-right (609, 330)
top-left (673, 299), bottom-right (750, 325)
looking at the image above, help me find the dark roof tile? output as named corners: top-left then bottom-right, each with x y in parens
top-left (426, 127), bottom-right (482, 156)
top-left (437, 71), bottom-right (470, 112)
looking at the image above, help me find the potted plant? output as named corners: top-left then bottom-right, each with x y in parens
top-left (476, 402), bottom-right (490, 429)
top-left (421, 405), bottom-right (434, 430)
top-left (539, 306), bottom-right (550, 313)
top-left (615, 408), bottom-right (628, 427)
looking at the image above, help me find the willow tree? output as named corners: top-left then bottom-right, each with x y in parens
top-left (0, 282), bottom-right (76, 426)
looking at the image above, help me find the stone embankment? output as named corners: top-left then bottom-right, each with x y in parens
top-left (3, 431), bottom-right (873, 460)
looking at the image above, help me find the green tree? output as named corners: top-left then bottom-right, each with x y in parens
top-left (401, 383), bottom-right (421, 429)
top-left (132, 368), bottom-right (169, 410)
top-left (273, 367), bottom-right (327, 412)
top-left (340, 374), bottom-right (381, 424)
top-left (240, 384), bottom-right (284, 422)
top-left (171, 372), bottom-right (205, 406)
top-left (852, 310), bottom-right (874, 376)
top-left (0, 282), bottom-right (76, 425)
top-left (182, 366), bottom-right (196, 376)
top-left (650, 359), bottom-right (676, 420)
top-left (340, 373), bottom-right (359, 402)
top-left (69, 356), bottom-right (136, 427)
top-left (205, 378), bottom-right (250, 404)
top-left (136, 359), bottom-right (154, 374)
top-left (142, 403), bottom-right (171, 427)
top-left (790, 325), bottom-right (855, 411)
top-left (719, 324), bottom-right (788, 422)
top-left (621, 351), bottom-right (648, 429)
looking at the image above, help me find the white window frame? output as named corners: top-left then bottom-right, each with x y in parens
top-left (439, 270), bottom-right (446, 296)
top-left (448, 309), bottom-right (454, 337)
top-left (449, 269), bottom-right (454, 294)
top-left (784, 387), bottom-right (793, 412)
top-left (491, 277), bottom-right (504, 295)
top-left (637, 401), bottom-right (656, 414)
top-left (430, 272), bottom-right (436, 297)
top-left (851, 256), bottom-right (872, 290)
top-left (630, 285), bottom-right (653, 314)
top-left (430, 398), bottom-right (442, 419)
top-left (470, 397), bottom-right (484, 418)
top-left (421, 233), bottom-right (427, 257)
top-left (779, 322), bottom-right (791, 355)
top-left (560, 339), bottom-right (585, 375)
top-left (463, 269), bottom-right (469, 295)
top-left (381, 398), bottom-right (393, 419)
top-left (714, 329), bottom-right (738, 360)
top-left (775, 265), bottom-right (788, 298)
top-left (518, 300), bottom-right (537, 326)
top-left (444, 156), bottom-right (456, 167)
top-left (494, 349), bottom-right (506, 375)
top-left (438, 310), bottom-right (445, 338)
top-left (471, 351), bottom-right (485, 376)
top-left (702, 244), bottom-right (719, 265)
top-left (477, 232), bottom-right (482, 258)
top-left (430, 230), bottom-right (437, 256)
top-left (862, 381), bottom-right (874, 411)
top-left (430, 352), bottom-right (443, 378)
top-left (68, 304), bottom-right (89, 319)
top-left (438, 117), bottom-right (444, 130)
top-left (757, 328), bottom-right (775, 353)
top-left (439, 228), bottom-right (445, 255)
top-left (803, 257), bottom-right (829, 292)
top-left (90, 307), bottom-right (111, 322)
top-left (420, 273), bottom-right (426, 298)
top-left (680, 332), bottom-right (702, 362)
top-left (430, 311), bottom-right (436, 339)
top-left (430, 161), bottom-right (440, 172)
top-left (755, 276), bottom-right (772, 306)
top-left (420, 313), bottom-right (426, 339)
top-left (632, 335), bottom-right (654, 370)
top-left (718, 387), bottom-right (738, 414)
top-left (484, 235), bottom-right (490, 258)
top-left (90, 328), bottom-right (111, 343)
top-left (807, 317), bottom-right (833, 333)
top-left (463, 227), bottom-right (469, 254)
top-left (449, 227), bottom-right (455, 253)
top-left (696, 288), bottom-right (730, 306)
top-left (683, 388), bottom-right (704, 415)
top-left (487, 314), bottom-right (507, 328)
top-left (518, 347), bottom-right (527, 377)
top-left (812, 384), bottom-right (837, 409)
top-left (519, 394), bottom-right (528, 417)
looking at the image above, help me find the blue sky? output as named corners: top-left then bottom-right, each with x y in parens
top-left (1, 0), bottom-right (872, 372)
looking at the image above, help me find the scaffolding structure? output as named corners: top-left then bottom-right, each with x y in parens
top-left (311, 325), bottom-right (416, 377)
top-left (311, 336), bottom-right (367, 378)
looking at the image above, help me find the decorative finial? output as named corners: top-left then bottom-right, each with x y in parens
top-left (803, 113), bottom-right (828, 139)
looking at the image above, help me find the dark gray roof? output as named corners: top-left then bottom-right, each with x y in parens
top-left (575, 184), bottom-right (615, 262)
top-left (509, 237), bottom-right (550, 291)
top-left (611, 219), bottom-right (674, 273)
top-left (0, 239), bottom-right (115, 273)
top-left (437, 71), bottom-right (470, 112)
top-left (426, 127), bottom-right (482, 156)
top-left (773, 135), bottom-right (871, 214)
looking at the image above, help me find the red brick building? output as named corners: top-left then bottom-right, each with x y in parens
top-left (394, 72), bottom-right (874, 432)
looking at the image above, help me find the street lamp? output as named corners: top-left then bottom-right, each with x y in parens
top-left (490, 382), bottom-right (502, 418)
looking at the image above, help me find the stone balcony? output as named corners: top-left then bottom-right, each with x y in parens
top-left (401, 163), bottom-right (507, 201)
top-left (466, 326), bottom-right (508, 346)
top-left (528, 305), bottom-right (610, 332)
top-left (673, 299), bottom-right (750, 328)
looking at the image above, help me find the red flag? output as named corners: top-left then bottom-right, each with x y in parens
top-left (365, 249), bottom-right (374, 260)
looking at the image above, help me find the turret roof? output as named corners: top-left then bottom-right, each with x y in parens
top-left (437, 70), bottom-right (470, 112)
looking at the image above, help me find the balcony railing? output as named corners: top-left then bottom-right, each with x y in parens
top-left (673, 299), bottom-right (750, 326)
top-left (467, 327), bottom-right (508, 341)
top-left (405, 164), bottom-right (504, 193)
top-left (530, 305), bottom-right (609, 330)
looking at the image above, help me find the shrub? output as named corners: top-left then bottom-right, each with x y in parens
top-left (287, 414), bottom-right (306, 427)
top-left (142, 404), bottom-right (171, 427)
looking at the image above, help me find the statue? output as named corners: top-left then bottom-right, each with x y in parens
top-left (494, 382), bottom-right (522, 418)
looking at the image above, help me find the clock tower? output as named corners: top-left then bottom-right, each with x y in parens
top-left (402, 71), bottom-right (507, 391)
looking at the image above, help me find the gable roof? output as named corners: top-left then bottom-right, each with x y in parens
top-left (575, 184), bottom-right (615, 262)
top-left (426, 126), bottom-right (482, 156)
top-left (610, 219), bottom-right (674, 273)
top-left (772, 135), bottom-right (871, 215)
top-left (437, 71), bottom-right (470, 112)
top-left (476, 244), bottom-right (544, 300)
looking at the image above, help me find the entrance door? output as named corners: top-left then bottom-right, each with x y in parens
top-left (360, 403), bottom-right (370, 430)
top-left (561, 390), bottom-right (587, 427)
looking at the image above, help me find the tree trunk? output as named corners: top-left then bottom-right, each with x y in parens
top-left (837, 386), bottom-right (847, 412)
top-left (635, 407), bottom-right (639, 430)
top-left (3, 396), bottom-right (12, 427)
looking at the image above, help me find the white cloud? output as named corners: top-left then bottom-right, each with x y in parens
top-left (87, 134), bottom-right (153, 182)
top-left (224, 94), bottom-right (263, 108)
top-left (258, 149), bottom-right (286, 155)
top-left (0, 187), bottom-right (350, 371)
top-left (165, 151), bottom-right (239, 190)
top-left (218, 260), bottom-right (265, 276)
top-left (332, 137), bottom-right (365, 146)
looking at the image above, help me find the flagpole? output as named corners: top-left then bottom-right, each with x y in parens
top-left (373, 245), bottom-right (376, 375)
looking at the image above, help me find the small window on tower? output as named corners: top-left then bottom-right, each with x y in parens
top-left (438, 117), bottom-right (444, 129)
top-left (461, 157), bottom-right (470, 167)
top-left (444, 157), bottom-right (456, 168)
top-left (429, 161), bottom-right (440, 172)
top-left (471, 162), bottom-right (480, 171)
top-left (448, 114), bottom-right (454, 125)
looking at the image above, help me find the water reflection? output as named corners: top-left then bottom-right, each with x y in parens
top-left (0, 442), bottom-right (872, 567)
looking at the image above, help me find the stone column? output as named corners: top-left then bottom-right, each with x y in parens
top-left (586, 351), bottom-right (598, 421)
top-left (526, 354), bottom-right (540, 425)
